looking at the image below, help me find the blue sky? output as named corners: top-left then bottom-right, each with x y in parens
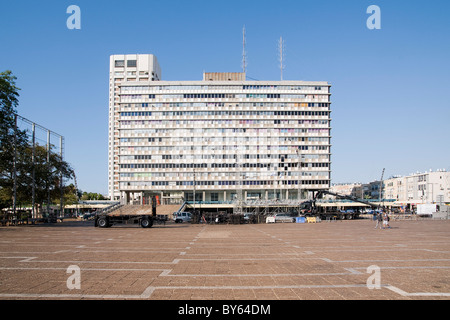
top-left (1, 0), bottom-right (449, 194)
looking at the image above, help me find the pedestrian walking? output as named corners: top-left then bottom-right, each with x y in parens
top-left (383, 212), bottom-right (391, 229)
top-left (374, 211), bottom-right (383, 229)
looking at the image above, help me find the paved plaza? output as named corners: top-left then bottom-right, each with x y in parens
top-left (0, 218), bottom-right (449, 300)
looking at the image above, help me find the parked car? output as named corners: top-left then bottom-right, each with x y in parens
top-left (173, 211), bottom-right (192, 223)
top-left (273, 213), bottom-right (295, 223)
top-left (243, 213), bottom-right (253, 223)
top-left (82, 212), bottom-right (96, 221)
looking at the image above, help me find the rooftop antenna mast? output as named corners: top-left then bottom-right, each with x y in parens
top-left (242, 25), bottom-right (247, 77)
top-left (278, 36), bottom-right (285, 81)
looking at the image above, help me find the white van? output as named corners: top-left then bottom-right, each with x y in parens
top-left (173, 212), bottom-right (192, 223)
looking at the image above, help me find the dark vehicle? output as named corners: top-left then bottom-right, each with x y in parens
top-left (299, 190), bottom-right (385, 220)
top-left (82, 212), bottom-right (96, 221)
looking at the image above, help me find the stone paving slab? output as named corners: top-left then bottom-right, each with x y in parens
top-left (0, 219), bottom-right (449, 300)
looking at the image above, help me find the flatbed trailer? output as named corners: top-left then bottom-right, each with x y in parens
top-left (94, 199), bottom-right (157, 228)
top-left (95, 213), bottom-right (154, 228)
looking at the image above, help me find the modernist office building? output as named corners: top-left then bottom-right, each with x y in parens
top-left (108, 54), bottom-right (332, 205)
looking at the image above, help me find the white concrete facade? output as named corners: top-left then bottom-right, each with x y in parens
top-left (384, 170), bottom-right (450, 205)
top-left (108, 54), bottom-right (161, 199)
top-left (330, 183), bottom-right (363, 198)
top-left (108, 54), bottom-right (332, 203)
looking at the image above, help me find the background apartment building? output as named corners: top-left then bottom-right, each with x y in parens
top-left (331, 170), bottom-right (450, 211)
top-left (108, 54), bottom-right (332, 205)
top-left (330, 183), bottom-right (363, 198)
top-left (383, 170), bottom-right (450, 206)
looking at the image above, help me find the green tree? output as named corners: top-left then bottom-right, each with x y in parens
top-left (0, 70), bottom-right (28, 211)
top-left (0, 70), bottom-right (75, 219)
top-left (81, 192), bottom-right (107, 201)
top-left (54, 184), bottom-right (79, 207)
top-left (15, 144), bottom-right (74, 212)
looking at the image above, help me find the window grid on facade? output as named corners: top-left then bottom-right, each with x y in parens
top-left (109, 55), bottom-right (331, 203)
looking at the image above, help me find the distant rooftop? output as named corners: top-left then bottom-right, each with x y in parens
top-left (203, 72), bottom-right (246, 81)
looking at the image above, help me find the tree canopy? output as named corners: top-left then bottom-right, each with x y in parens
top-left (0, 70), bottom-right (75, 214)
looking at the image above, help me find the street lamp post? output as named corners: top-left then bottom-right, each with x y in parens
top-left (193, 167), bottom-right (196, 214)
top-left (296, 148), bottom-right (303, 202)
